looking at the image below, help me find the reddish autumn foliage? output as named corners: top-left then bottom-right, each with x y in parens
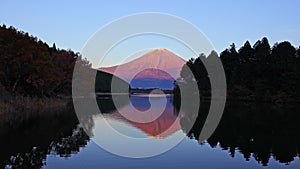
top-left (0, 25), bottom-right (91, 97)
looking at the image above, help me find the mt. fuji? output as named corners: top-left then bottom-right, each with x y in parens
top-left (99, 48), bottom-right (186, 89)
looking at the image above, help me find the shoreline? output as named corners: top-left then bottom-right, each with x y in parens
top-left (1, 93), bottom-right (298, 120)
top-left (200, 95), bottom-right (300, 104)
top-left (0, 96), bottom-right (72, 118)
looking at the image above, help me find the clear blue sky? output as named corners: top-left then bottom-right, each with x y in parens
top-left (1, 0), bottom-right (299, 66)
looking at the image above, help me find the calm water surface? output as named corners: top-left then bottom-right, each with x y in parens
top-left (1, 95), bottom-right (300, 169)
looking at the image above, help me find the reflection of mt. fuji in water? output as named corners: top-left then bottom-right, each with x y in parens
top-left (99, 48), bottom-right (186, 89)
top-left (97, 95), bottom-right (181, 139)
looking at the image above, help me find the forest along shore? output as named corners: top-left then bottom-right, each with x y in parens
top-left (0, 25), bottom-right (92, 117)
top-left (1, 25), bottom-right (300, 119)
top-left (174, 38), bottom-right (300, 104)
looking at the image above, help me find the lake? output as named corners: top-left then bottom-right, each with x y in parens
top-left (1, 95), bottom-right (300, 169)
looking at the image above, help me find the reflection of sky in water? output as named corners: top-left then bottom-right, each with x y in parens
top-left (93, 95), bottom-right (180, 139)
top-left (130, 94), bottom-right (173, 111)
top-left (44, 98), bottom-right (300, 169)
top-left (45, 138), bottom-right (300, 169)
top-left (94, 114), bottom-right (149, 139)
top-left (89, 94), bottom-right (184, 158)
top-left (130, 95), bottom-right (151, 111)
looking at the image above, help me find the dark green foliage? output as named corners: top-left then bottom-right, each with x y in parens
top-left (179, 53), bottom-right (211, 95)
top-left (220, 37), bottom-right (300, 101)
top-left (95, 70), bottom-right (130, 93)
top-left (177, 37), bottom-right (300, 102)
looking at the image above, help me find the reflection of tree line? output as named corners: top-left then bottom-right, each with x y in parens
top-left (0, 95), bottom-right (128, 169)
top-left (3, 94), bottom-right (299, 168)
top-left (0, 104), bottom-right (89, 169)
top-left (177, 99), bottom-right (300, 166)
top-left (74, 95), bottom-right (300, 166)
top-left (74, 95), bottom-right (130, 136)
top-left (82, 94), bottom-right (300, 166)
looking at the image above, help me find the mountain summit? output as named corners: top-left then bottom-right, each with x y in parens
top-left (99, 48), bottom-right (186, 89)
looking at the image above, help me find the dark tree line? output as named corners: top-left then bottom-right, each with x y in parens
top-left (178, 37), bottom-right (300, 102)
top-left (0, 25), bottom-right (91, 97)
top-left (222, 38), bottom-right (300, 101)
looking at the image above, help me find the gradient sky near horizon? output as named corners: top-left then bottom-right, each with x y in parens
top-left (1, 0), bottom-right (299, 66)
